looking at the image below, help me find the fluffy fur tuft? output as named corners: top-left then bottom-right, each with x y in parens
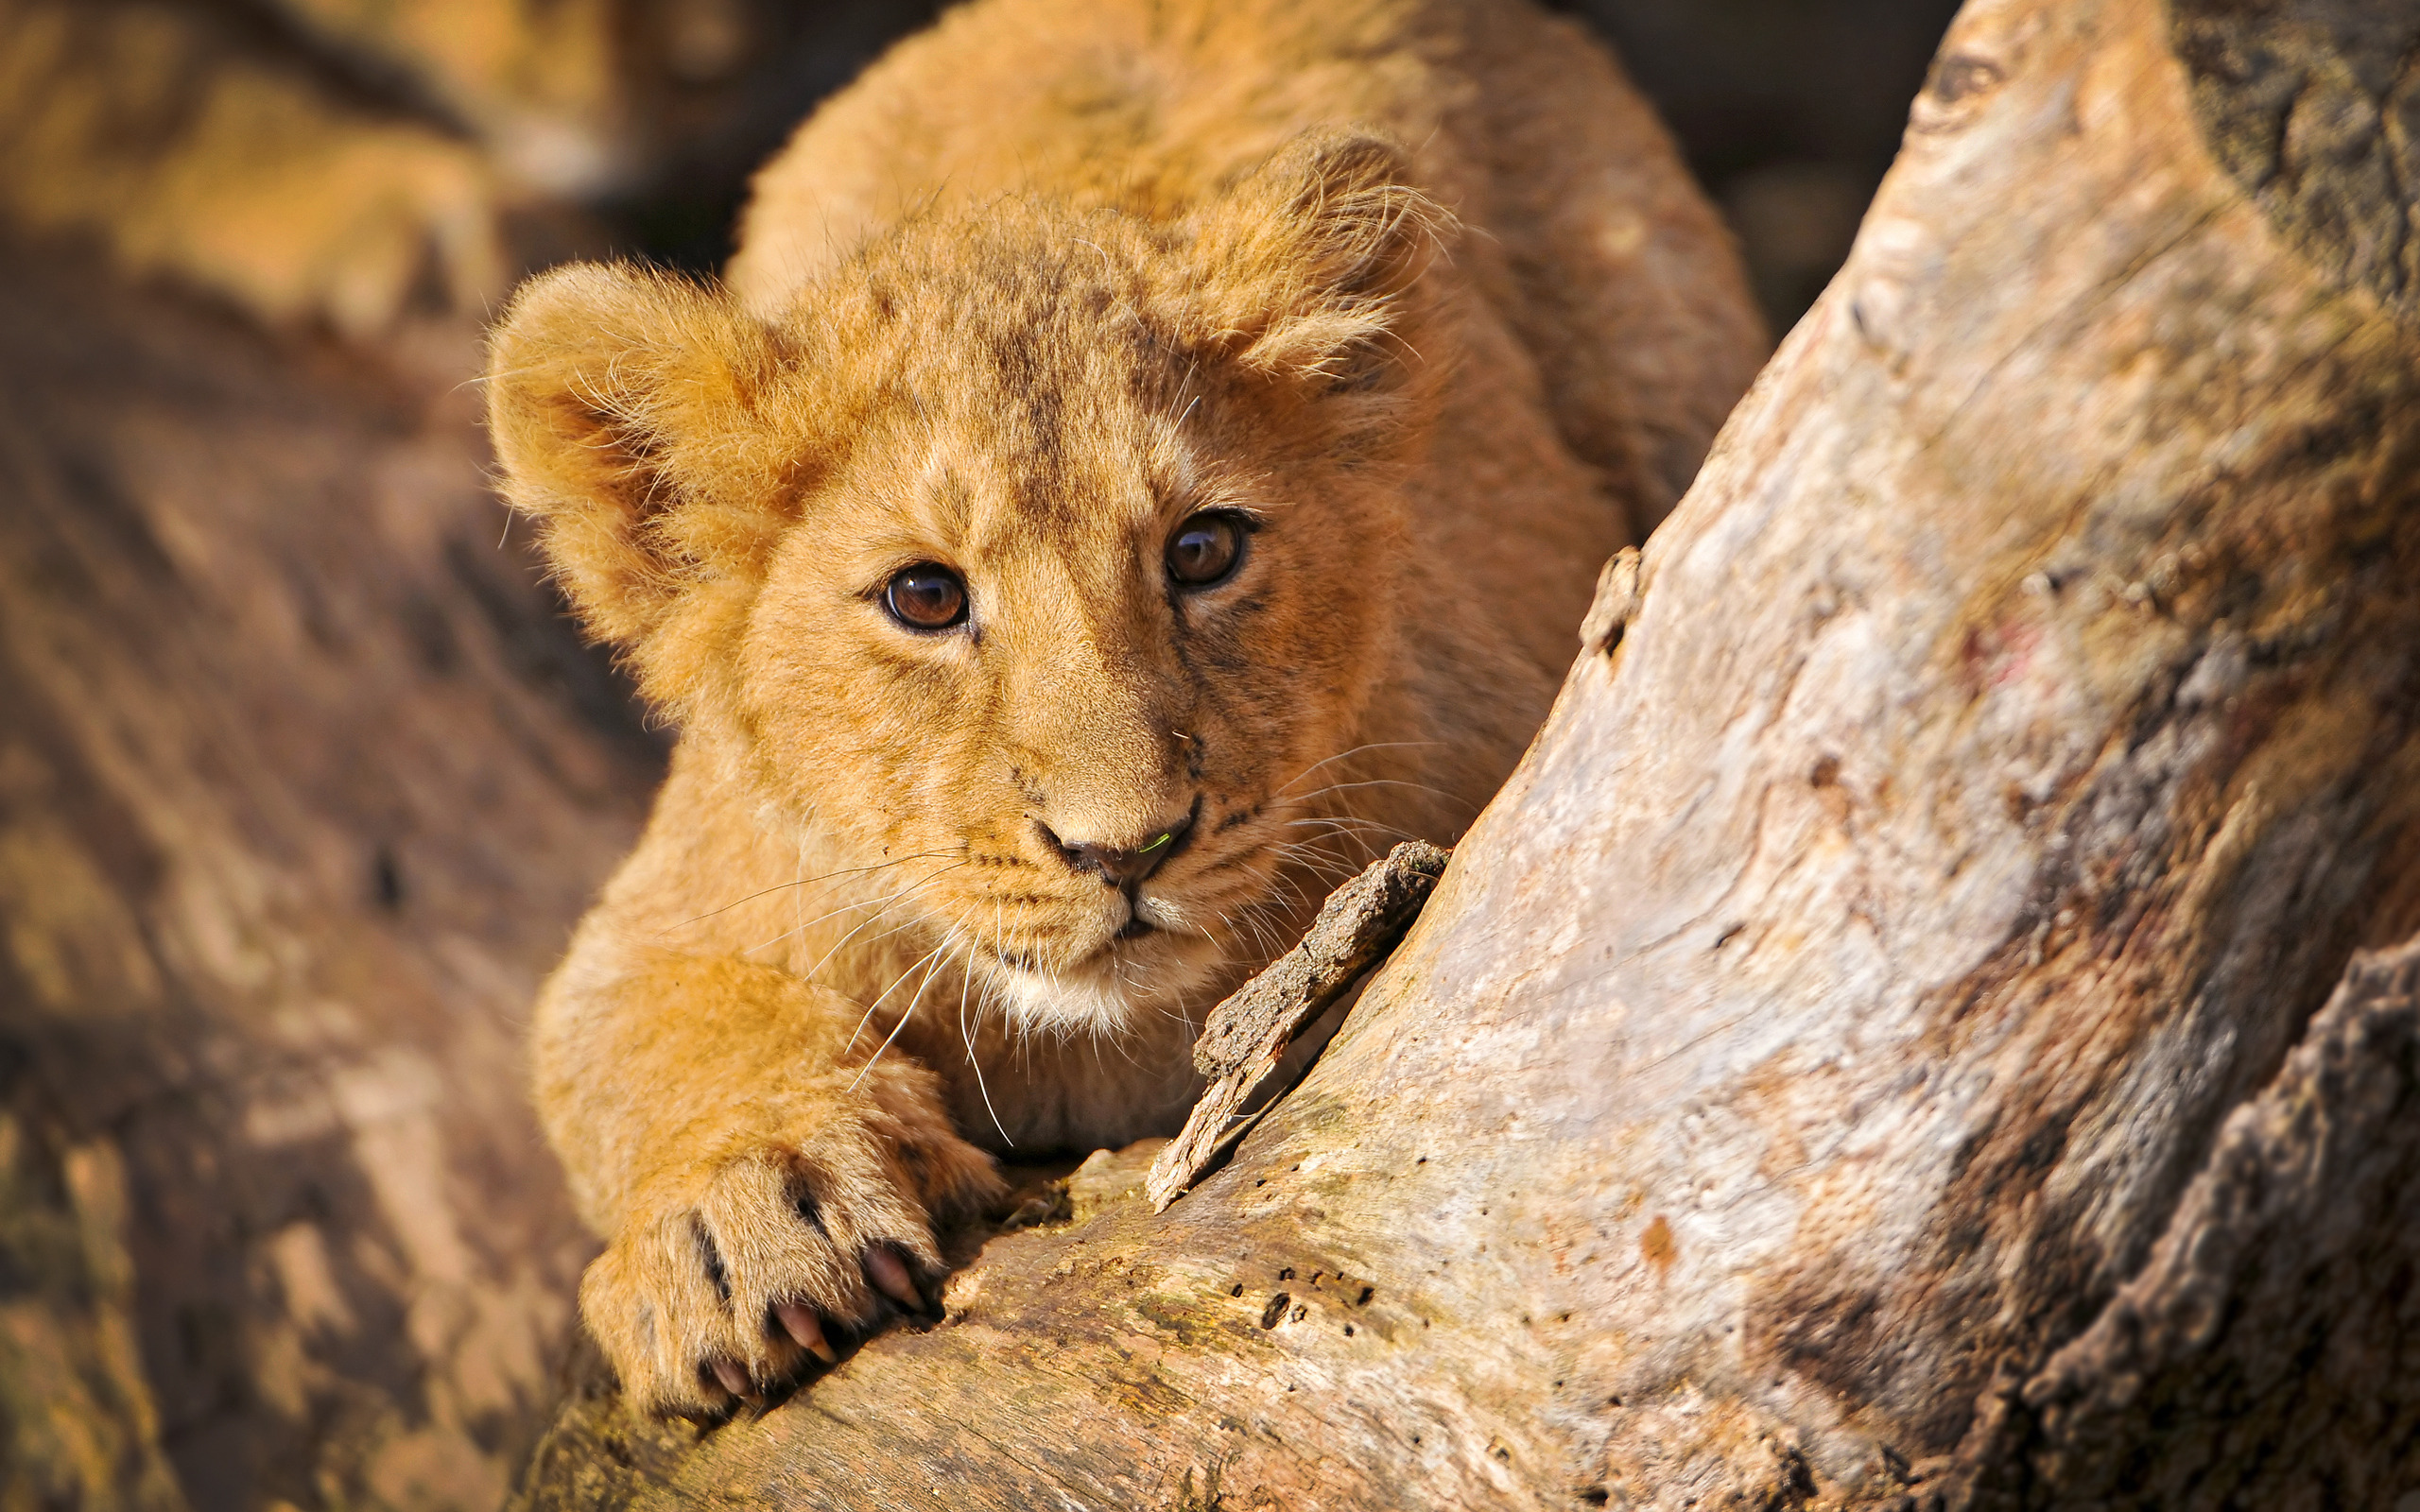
top-left (1196, 130), bottom-right (1451, 385)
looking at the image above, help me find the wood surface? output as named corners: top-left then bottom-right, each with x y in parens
top-left (510, 0), bottom-right (2420, 1506)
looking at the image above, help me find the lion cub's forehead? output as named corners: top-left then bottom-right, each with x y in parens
top-left (862, 417), bottom-right (1198, 570)
top-left (812, 218), bottom-right (1213, 541)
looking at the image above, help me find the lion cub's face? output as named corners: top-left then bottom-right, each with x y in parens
top-left (489, 132), bottom-right (1441, 1031)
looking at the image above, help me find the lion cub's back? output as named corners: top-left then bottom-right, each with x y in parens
top-left (729, 0), bottom-right (1450, 308)
top-left (730, 0), bottom-right (1759, 539)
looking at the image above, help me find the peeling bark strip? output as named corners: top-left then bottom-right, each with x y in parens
top-left (1148, 841), bottom-right (1451, 1211)
top-left (1579, 546), bottom-right (1642, 656)
top-left (515, 1), bottom-right (2420, 1506)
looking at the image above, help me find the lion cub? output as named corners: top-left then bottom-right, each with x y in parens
top-left (486, 0), bottom-right (1759, 1416)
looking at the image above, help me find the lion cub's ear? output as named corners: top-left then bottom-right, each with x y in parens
top-left (485, 264), bottom-right (794, 649)
top-left (1192, 129), bottom-right (1451, 390)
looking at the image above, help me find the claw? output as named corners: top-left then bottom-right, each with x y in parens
top-left (710, 1358), bottom-right (752, 1399)
top-left (776, 1301), bottom-right (838, 1364)
top-left (865, 1246), bottom-right (924, 1311)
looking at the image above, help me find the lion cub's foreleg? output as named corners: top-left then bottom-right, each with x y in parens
top-left (535, 946), bottom-right (1003, 1417)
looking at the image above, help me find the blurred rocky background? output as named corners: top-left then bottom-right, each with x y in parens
top-left (0, 3), bottom-right (1957, 1510)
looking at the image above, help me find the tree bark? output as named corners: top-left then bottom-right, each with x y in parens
top-left (512, 0), bottom-right (2420, 1506)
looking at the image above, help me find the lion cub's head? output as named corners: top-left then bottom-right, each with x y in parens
top-left (487, 130), bottom-right (1446, 1033)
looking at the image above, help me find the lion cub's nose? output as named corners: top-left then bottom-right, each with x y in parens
top-left (1038, 811), bottom-right (1195, 889)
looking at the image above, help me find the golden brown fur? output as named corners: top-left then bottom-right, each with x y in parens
top-left (485, 0), bottom-right (1762, 1417)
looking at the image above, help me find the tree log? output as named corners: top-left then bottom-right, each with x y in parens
top-left (513, 0), bottom-right (2420, 1505)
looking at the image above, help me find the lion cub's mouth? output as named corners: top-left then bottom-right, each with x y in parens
top-left (978, 898), bottom-right (1196, 975)
top-left (971, 895), bottom-right (1228, 1035)
top-left (1115, 888), bottom-right (1196, 940)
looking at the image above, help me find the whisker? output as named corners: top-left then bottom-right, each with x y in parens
top-left (1282, 777), bottom-right (1477, 812)
top-left (1267, 837), bottom-right (1363, 874)
top-left (1217, 899), bottom-right (1282, 965)
top-left (671, 850), bottom-right (957, 930)
top-left (1273, 828), bottom-right (1394, 871)
top-left (1239, 903), bottom-right (1282, 956)
top-left (1233, 899), bottom-right (1288, 969)
top-left (743, 888), bottom-right (918, 957)
top-left (801, 861), bottom-right (972, 979)
top-left (1284, 816), bottom-right (1426, 843)
top-left (958, 944), bottom-right (1012, 1145)
top-left (746, 862), bottom-right (965, 957)
top-left (1271, 740), bottom-right (1443, 798)
top-left (1257, 867), bottom-right (1318, 915)
top-left (846, 933), bottom-right (956, 1070)
top-left (812, 906), bottom-right (959, 976)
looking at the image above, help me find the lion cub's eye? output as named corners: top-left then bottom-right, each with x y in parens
top-left (883, 564), bottom-right (968, 629)
top-left (1166, 512), bottom-right (1246, 589)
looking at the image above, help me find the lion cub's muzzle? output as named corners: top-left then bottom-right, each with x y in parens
top-left (1033, 799), bottom-right (1199, 936)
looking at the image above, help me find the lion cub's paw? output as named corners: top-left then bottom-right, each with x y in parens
top-left (581, 1078), bottom-right (1002, 1417)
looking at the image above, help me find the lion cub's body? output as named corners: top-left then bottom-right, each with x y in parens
top-left (488, 0), bottom-right (1759, 1415)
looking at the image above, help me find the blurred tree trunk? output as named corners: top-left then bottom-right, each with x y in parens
top-left (513, 0), bottom-right (2420, 1507)
top-left (0, 246), bottom-right (663, 1512)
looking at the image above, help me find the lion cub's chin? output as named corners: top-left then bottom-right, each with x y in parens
top-left (980, 924), bottom-right (1231, 1040)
